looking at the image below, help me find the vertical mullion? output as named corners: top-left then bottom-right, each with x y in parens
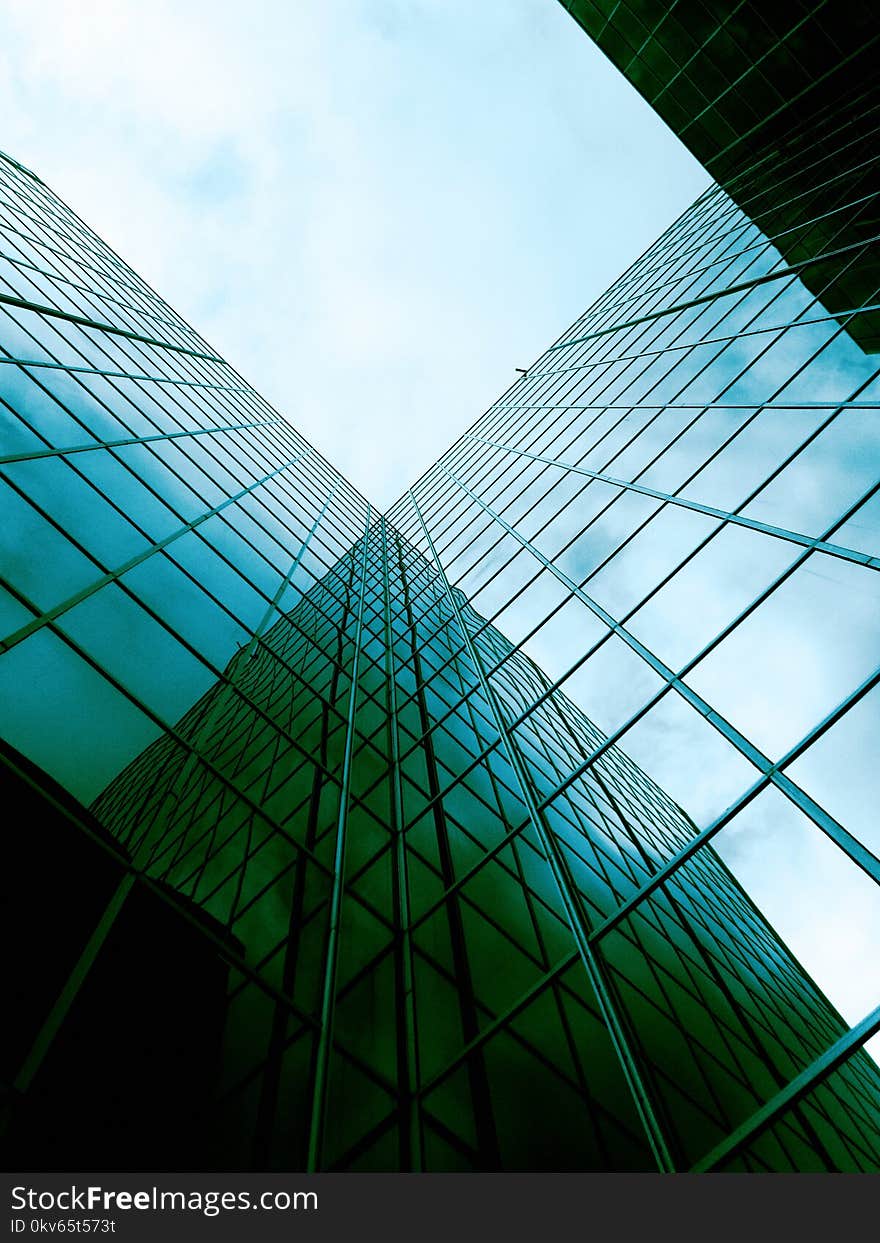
top-left (380, 517), bottom-right (423, 1171)
top-left (394, 533), bottom-right (501, 1167)
top-left (306, 505), bottom-right (372, 1172)
top-left (408, 488), bottom-right (677, 1172)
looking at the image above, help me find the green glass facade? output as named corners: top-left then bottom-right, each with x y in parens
top-left (2, 3), bottom-right (880, 1172)
top-left (560, 0), bottom-right (880, 350)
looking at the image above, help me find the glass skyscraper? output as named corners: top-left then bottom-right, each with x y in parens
top-left (2, 1), bottom-right (880, 1173)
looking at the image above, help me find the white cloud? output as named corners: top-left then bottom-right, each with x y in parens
top-left (0, 0), bottom-right (708, 504)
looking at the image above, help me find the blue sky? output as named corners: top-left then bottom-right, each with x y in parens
top-left (0, 0), bottom-right (878, 1089)
top-left (0, 0), bottom-right (707, 506)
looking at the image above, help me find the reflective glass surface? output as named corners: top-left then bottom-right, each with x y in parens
top-left (2, 3), bottom-right (880, 1172)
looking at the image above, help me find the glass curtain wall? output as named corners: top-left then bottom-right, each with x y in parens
top-left (2, 0), bottom-right (880, 1173)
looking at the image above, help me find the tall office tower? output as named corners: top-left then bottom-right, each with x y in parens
top-left (560, 0), bottom-right (880, 350)
top-left (2, 2), bottom-right (880, 1173)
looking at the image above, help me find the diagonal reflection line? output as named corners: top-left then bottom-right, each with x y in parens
top-left (692, 1001), bottom-right (880, 1172)
top-left (438, 462), bottom-right (880, 888)
top-left (404, 660), bottom-right (880, 944)
top-left (544, 233), bottom-right (880, 355)
top-left (0, 289), bottom-right (224, 362)
top-left (0, 449), bottom-right (312, 654)
top-left (465, 432), bottom-right (880, 572)
top-left (0, 352), bottom-right (250, 390)
top-left (589, 663), bottom-right (880, 944)
top-left (0, 419), bottom-right (280, 465)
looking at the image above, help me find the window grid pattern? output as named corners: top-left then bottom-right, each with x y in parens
top-left (3, 0), bottom-right (880, 1173)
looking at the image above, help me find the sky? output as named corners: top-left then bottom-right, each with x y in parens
top-left (5, 0), bottom-right (876, 1118)
top-left (0, 0), bottom-right (708, 507)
